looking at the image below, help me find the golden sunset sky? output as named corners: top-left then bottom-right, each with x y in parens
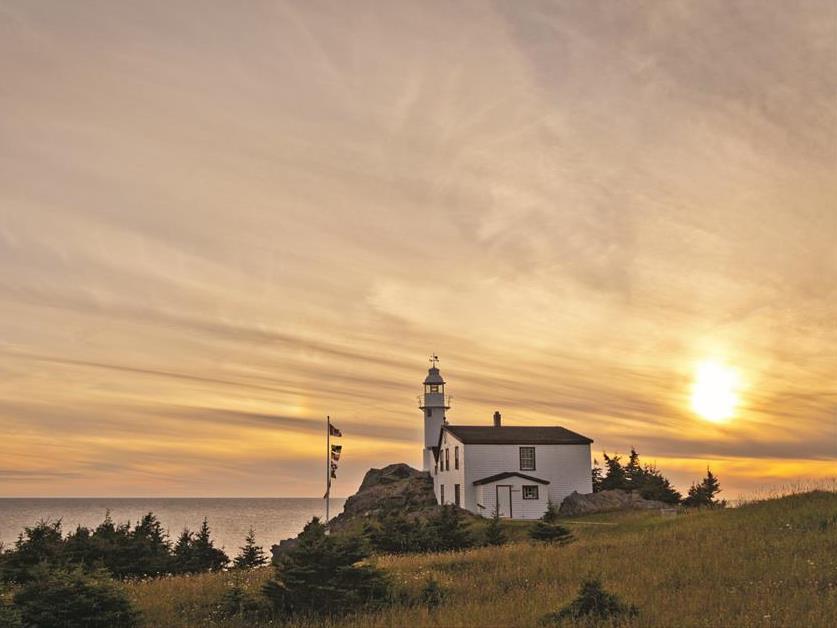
top-left (0, 1), bottom-right (835, 498)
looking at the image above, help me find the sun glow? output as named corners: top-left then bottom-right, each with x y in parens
top-left (691, 360), bottom-right (741, 423)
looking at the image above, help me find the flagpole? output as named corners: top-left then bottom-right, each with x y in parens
top-left (326, 415), bottom-right (330, 523)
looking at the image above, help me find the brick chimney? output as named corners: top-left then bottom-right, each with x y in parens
top-left (493, 410), bottom-right (502, 427)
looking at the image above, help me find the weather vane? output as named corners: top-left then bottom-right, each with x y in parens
top-left (429, 353), bottom-right (439, 367)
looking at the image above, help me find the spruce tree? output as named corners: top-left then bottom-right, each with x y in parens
top-left (263, 517), bottom-right (390, 617)
top-left (529, 520), bottom-right (574, 544)
top-left (624, 448), bottom-right (645, 491)
top-left (483, 510), bottom-right (507, 546)
top-left (600, 453), bottom-right (629, 491)
top-left (638, 464), bottom-right (682, 504)
top-left (426, 505), bottom-right (473, 551)
top-left (172, 529), bottom-right (193, 574)
top-left (591, 459), bottom-right (604, 493)
top-left (683, 468), bottom-right (723, 507)
top-left (189, 518), bottom-right (229, 572)
top-left (529, 506), bottom-right (573, 544)
top-left (543, 577), bottom-right (638, 623)
top-left (233, 528), bottom-right (268, 569)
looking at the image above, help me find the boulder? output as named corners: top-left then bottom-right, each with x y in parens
top-left (328, 463), bottom-right (437, 532)
top-left (558, 489), bottom-right (669, 516)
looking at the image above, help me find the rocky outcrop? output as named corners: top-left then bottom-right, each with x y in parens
top-left (558, 489), bottom-right (669, 516)
top-left (272, 463), bottom-right (439, 559)
top-left (328, 463), bottom-right (438, 532)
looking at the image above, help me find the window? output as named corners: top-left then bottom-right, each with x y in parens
top-left (454, 484), bottom-right (461, 506)
top-left (445, 448), bottom-right (450, 471)
top-left (520, 447), bottom-right (536, 471)
top-left (429, 384), bottom-right (439, 393)
top-left (454, 446), bottom-right (459, 470)
top-left (440, 485), bottom-right (445, 504)
top-left (522, 485), bottom-right (539, 500)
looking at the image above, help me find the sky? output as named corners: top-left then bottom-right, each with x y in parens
top-left (0, 0), bottom-right (834, 498)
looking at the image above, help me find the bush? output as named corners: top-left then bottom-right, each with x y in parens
top-left (263, 517), bottom-right (390, 618)
top-left (12, 567), bottom-right (141, 628)
top-left (541, 577), bottom-right (638, 623)
top-left (542, 500), bottom-right (560, 524)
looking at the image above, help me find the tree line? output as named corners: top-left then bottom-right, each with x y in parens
top-left (591, 448), bottom-right (725, 507)
top-left (0, 511), bottom-right (267, 584)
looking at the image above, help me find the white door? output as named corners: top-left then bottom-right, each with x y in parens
top-left (496, 485), bottom-right (512, 518)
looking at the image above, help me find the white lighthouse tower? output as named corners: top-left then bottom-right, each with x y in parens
top-left (420, 355), bottom-right (449, 471)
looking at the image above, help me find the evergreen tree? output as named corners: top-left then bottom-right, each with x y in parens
top-left (683, 468), bottom-right (723, 508)
top-left (365, 511), bottom-right (428, 554)
top-left (483, 510), bottom-right (507, 546)
top-left (591, 459), bottom-right (604, 493)
top-left (263, 517), bottom-right (390, 617)
top-left (624, 448), bottom-right (645, 490)
top-left (0, 520), bottom-right (65, 583)
top-left (600, 452), bottom-right (629, 491)
top-left (529, 521), bottom-right (574, 544)
top-left (426, 505), bottom-right (473, 551)
top-left (126, 513), bottom-right (171, 578)
top-left (233, 528), bottom-right (268, 569)
top-left (638, 464), bottom-right (682, 504)
top-left (542, 499), bottom-right (560, 523)
top-left (172, 529), bottom-right (194, 574)
top-left (189, 518), bottom-right (229, 572)
top-left (542, 577), bottom-right (638, 623)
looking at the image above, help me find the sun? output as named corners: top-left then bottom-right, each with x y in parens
top-left (690, 360), bottom-right (741, 423)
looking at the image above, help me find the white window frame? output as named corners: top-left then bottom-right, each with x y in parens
top-left (522, 485), bottom-right (539, 500)
top-left (520, 447), bottom-right (536, 471)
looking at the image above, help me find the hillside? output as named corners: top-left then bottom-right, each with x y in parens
top-left (128, 491), bottom-right (837, 627)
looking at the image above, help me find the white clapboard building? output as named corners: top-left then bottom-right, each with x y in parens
top-left (420, 360), bottom-right (593, 519)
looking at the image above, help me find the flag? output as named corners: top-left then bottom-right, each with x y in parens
top-left (329, 423), bottom-right (342, 437)
top-left (330, 461), bottom-right (338, 479)
top-left (331, 444), bottom-right (342, 461)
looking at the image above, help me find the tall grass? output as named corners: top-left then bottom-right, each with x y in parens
top-left (127, 491), bottom-right (837, 627)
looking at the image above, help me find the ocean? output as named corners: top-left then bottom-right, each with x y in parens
top-left (0, 498), bottom-right (346, 554)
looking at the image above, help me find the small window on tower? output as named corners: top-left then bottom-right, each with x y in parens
top-left (430, 384), bottom-right (439, 393)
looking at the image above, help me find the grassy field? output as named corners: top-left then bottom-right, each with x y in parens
top-left (128, 491), bottom-right (837, 627)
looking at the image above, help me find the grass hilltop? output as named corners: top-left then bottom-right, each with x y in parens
top-left (128, 490), bottom-right (837, 627)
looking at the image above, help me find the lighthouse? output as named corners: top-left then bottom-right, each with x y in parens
top-left (420, 355), bottom-right (450, 472)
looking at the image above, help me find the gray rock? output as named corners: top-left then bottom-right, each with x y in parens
top-left (271, 463), bottom-right (439, 560)
top-left (558, 489), bottom-right (669, 516)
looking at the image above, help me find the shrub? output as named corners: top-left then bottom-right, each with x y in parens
top-left (263, 517), bottom-right (390, 617)
top-left (233, 528), bottom-right (268, 569)
top-left (425, 505), bottom-right (473, 551)
top-left (365, 512), bottom-right (430, 554)
top-left (218, 583), bottom-right (262, 619)
top-left (483, 510), bottom-right (507, 546)
top-left (12, 567), bottom-right (141, 627)
top-left (541, 577), bottom-right (638, 623)
top-left (419, 577), bottom-right (445, 609)
top-left (542, 500), bottom-right (560, 524)
top-left (529, 521), bottom-right (574, 544)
